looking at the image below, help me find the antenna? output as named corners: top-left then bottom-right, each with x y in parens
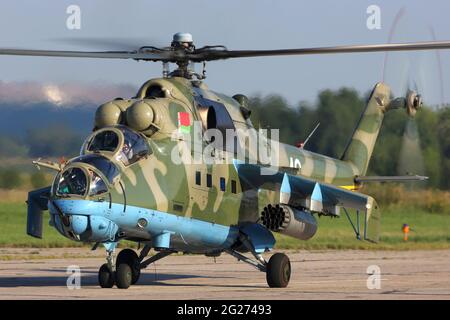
top-left (299, 122), bottom-right (320, 149)
top-left (162, 62), bottom-right (169, 78)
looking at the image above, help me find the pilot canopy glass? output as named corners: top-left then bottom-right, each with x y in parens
top-left (83, 125), bottom-right (151, 166)
top-left (55, 155), bottom-right (118, 197)
top-left (70, 154), bottom-right (119, 184)
top-left (56, 167), bottom-right (87, 196)
top-left (87, 130), bottom-right (118, 152)
top-left (88, 170), bottom-right (108, 196)
top-left (116, 126), bottom-right (151, 166)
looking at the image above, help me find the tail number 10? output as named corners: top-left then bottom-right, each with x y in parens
top-left (289, 157), bottom-right (301, 169)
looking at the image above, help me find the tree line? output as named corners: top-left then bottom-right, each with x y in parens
top-left (0, 86), bottom-right (449, 189)
top-left (249, 87), bottom-right (450, 189)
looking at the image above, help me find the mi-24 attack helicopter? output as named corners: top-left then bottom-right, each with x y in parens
top-left (2, 32), bottom-right (448, 289)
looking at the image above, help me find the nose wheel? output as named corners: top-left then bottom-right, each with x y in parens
top-left (98, 263), bottom-right (115, 288)
top-left (116, 249), bottom-right (141, 286)
top-left (97, 246), bottom-right (173, 289)
top-left (115, 262), bottom-right (133, 289)
top-left (97, 248), bottom-right (141, 289)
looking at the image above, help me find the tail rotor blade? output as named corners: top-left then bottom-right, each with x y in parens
top-left (397, 118), bottom-right (425, 177)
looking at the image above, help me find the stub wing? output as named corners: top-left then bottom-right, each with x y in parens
top-left (234, 161), bottom-right (380, 242)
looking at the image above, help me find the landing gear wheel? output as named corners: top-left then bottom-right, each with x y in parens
top-left (117, 249), bottom-right (141, 284)
top-left (266, 253), bottom-right (291, 288)
top-left (116, 263), bottom-right (132, 289)
top-left (98, 263), bottom-right (115, 288)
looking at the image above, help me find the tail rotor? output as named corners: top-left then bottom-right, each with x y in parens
top-left (381, 8), bottom-right (444, 184)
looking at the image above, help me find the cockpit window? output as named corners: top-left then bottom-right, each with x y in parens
top-left (70, 154), bottom-right (119, 184)
top-left (57, 168), bottom-right (87, 196)
top-left (82, 126), bottom-right (151, 166)
top-left (88, 170), bottom-right (108, 196)
top-left (88, 130), bottom-right (119, 153)
top-left (116, 127), bottom-right (151, 166)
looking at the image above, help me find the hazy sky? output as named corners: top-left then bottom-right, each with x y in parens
top-left (0, 0), bottom-right (450, 106)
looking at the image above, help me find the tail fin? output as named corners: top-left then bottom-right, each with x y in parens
top-left (341, 83), bottom-right (391, 176)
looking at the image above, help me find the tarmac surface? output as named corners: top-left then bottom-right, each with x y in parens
top-left (0, 248), bottom-right (449, 299)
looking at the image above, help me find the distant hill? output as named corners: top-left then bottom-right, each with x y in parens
top-left (0, 102), bottom-right (95, 138)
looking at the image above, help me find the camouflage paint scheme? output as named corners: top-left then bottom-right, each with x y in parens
top-left (58, 78), bottom-right (393, 233)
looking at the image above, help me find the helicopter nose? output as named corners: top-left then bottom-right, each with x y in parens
top-left (51, 199), bottom-right (119, 242)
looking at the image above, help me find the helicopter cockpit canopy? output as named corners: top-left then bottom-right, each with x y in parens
top-left (56, 167), bottom-right (88, 197)
top-left (53, 154), bottom-right (120, 197)
top-left (54, 154), bottom-right (120, 197)
top-left (70, 154), bottom-right (120, 184)
top-left (81, 125), bottom-right (152, 166)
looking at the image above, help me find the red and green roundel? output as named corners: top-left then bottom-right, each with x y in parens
top-left (178, 112), bottom-right (191, 134)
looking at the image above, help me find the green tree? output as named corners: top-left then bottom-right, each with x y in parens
top-left (0, 169), bottom-right (23, 189)
top-left (437, 107), bottom-right (450, 189)
top-left (249, 88), bottom-right (448, 189)
top-left (0, 136), bottom-right (29, 158)
top-left (30, 171), bottom-right (49, 188)
top-left (25, 124), bottom-right (83, 157)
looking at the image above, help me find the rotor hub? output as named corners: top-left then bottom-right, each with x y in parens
top-left (406, 90), bottom-right (423, 117)
top-left (171, 32), bottom-right (195, 52)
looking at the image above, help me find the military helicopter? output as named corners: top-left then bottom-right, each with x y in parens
top-left (3, 32), bottom-right (449, 289)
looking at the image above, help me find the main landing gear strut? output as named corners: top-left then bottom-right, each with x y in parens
top-left (226, 235), bottom-right (292, 288)
top-left (98, 244), bottom-right (173, 289)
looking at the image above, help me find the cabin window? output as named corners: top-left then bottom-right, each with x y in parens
top-left (116, 126), bottom-right (152, 166)
top-left (207, 106), bottom-right (217, 131)
top-left (194, 97), bottom-right (235, 149)
top-left (206, 173), bottom-right (212, 188)
top-left (231, 180), bottom-right (237, 194)
top-left (207, 104), bottom-right (235, 134)
top-left (145, 85), bottom-right (165, 98)
top-left (220, 177), bottom-right (226, 192)
top-left (173, 203), bottom-right (183, 212)
top-left (88, 130), bottom-right (119, 153)
top-left (195, 171), bottom-right (201, 185)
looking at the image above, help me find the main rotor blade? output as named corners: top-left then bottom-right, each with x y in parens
top-left (0, 48), bottom-right (172, 61)
top-left (3, 40), bottom-right (450, 63)
top-left (49, 37), bottom-right (165, 51)
top-left (190, 40), bottom-right (450, 61)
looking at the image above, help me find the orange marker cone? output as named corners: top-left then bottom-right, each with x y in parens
top-left (402, 223), bottom-right (410, 241)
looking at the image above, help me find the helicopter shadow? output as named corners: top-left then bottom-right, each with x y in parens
top-left (0, 273), bottom-right (203, 288)
top-left (0, 269), bottom-right (260, 289)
